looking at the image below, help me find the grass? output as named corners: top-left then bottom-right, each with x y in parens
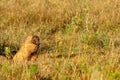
top-left (0, 0), bottom-right (120, 80)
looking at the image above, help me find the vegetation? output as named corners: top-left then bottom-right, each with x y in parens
top-left (0, 0), bottom-right (120, 80)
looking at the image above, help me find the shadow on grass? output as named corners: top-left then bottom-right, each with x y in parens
top-left (0, 43), bottom-right (19, 59)
top-left (56, 53), bottom-right (78, 58)
top-left (40, 43), bottom-right (53, 55)
top-left (39, 77), bottom-right (53, 80)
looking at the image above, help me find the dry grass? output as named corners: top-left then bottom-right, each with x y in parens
top-left (0, 0), bottom-right (120, 80)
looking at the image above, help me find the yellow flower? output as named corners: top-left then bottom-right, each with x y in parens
top-left (59, 41), bottom-right (62, 46)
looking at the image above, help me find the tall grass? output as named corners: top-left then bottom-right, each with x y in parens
top-left (0, 0), bottom-right (120, 80)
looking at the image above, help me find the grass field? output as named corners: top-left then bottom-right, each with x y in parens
top-left (0, 0), bottom-right (120, 80)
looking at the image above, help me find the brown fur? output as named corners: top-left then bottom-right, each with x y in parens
top-left (13, 35), bottom-right (40, 62)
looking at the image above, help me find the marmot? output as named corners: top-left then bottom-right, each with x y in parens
top-left (13, 35), bottom-right (40, 61)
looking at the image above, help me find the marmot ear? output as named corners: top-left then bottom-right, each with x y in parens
top-left (32, 35), bottom-right (40, 46)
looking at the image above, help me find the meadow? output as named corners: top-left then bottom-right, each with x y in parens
top-left (0, 0), bottom-right (120, 80)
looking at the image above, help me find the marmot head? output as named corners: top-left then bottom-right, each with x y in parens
top-left (31, 35), bottom-right (40, 46)
top-left (24, 35), bottom-right (40, 46)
